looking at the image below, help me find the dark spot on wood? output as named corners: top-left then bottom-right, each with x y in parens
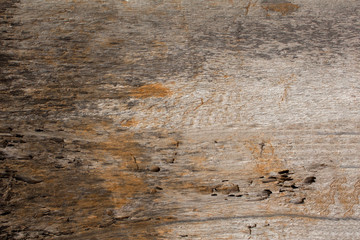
top-left (289, 197), bottom-right (305, 204)
top-left (0, 210), bottom-right (11, 216)
top-left (114, 216), bottom-right (130, 221)
top-left (14, 174), bottom-right (42, 184)
top-left (248, 224), bottom-right (257, 234)
top-left (262, 177), bottom-right (277, 183)
top-left (1, 127), bottom-right (13, 133)
top-left (278, 170), bottom-right (289, 174)
top-left (262, 189), bottom-right (272, 196)
top-left (1, 140), bottom-right (9, 148)
top-left (215, 182), bottom-right (240, 194)
top-left (279, 175), bottom-right (293, 181)
top-left (303, 176), bottom-right (316, 185)
top-left (259, 142), bottom-right (265, 156)
top-left (150, 166), bottom-right (160, 172)
top-left (165, 158), bottom-right (175, 163)
top-left (50, 138), bottom-right (64, 143)
top-left (58, 36), bottom-right (72, 41)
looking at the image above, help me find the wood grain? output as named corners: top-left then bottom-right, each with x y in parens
top-left (1, 0), bottom-right (360, 239)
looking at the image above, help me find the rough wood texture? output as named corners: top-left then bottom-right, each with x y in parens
top-left (1, 0), bottom-right (360, 239)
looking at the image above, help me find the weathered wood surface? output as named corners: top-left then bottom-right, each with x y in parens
top-left (1, 0), bottom-right (360, 239)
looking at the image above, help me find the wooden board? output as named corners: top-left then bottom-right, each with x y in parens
top-left (1, 0), bottom-right (360, 239)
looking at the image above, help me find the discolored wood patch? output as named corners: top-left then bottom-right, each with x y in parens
top-left (262, 3), bottom-right (300, 15)
top-left (130, 83), bottom-right (172, 99)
